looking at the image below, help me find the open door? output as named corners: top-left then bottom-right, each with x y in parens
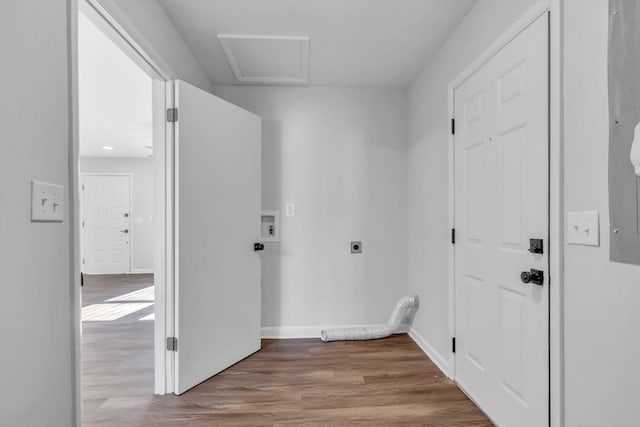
top-left (172, 80), bottom-right (262, 395)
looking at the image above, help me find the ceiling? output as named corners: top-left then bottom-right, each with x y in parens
top-left (79, 11), bottom-right (153, 158)
top-left (158, 0), bottom-right (478, 88)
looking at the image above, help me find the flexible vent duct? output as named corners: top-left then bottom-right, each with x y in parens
top-left (320, 295), bottom-right (419, 342)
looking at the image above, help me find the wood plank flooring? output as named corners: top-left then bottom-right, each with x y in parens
top-left (82, 275), bottom-right (492, 426)
top-left (82, 274), bottom-right (155, 425)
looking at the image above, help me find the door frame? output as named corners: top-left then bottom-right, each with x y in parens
top-left (446, 1), bottom-right (563, 426)
top-left (80, 173), bottom-right (133, 274)
top-left (70, 0), bottom-right (178, 423)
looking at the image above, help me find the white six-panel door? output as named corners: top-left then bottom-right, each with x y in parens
top-left (173, 80), bottom-right (262, 395)
top-left (454, 14), bottom-right (549, 427)
top-left (82, 174), bottom-right (131, 274)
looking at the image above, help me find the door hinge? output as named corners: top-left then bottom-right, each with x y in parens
top-left (451, 118), bottom-right (455, 135)
top-left (82, 221), bottom-right (85, 228)
top-left (167, 107), bottom-right (178, 123)
top-left (451, 228), bottom-right (456, 244)
top-left (82, 258), bottom-right (85, 265)
top-left (452, 337), bottom-right (456, 353)
top-left (82, 184), bottom-right (85, 191)
top-left (167, 337), bottom-right (178, 352)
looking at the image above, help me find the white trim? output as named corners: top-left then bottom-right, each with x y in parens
top-left (172, 80), bottom-right (181, 394)
top-left (448, 1), bottom-right (552, 91)
top-left (261, 324), bottom-right (391, 339)
top-left (447, 107), bottom-right (456, 380)
top-left (80, 173), bottom-right (133, 274)
top-left (408, 327), bottom-right (452, 379)
top-left (447, 1), bottom-right (563, 426)
top-left (82, 0), bottom-right (172, 81)
top-left (131, 269), bottom-right (155, 274)
top-left (164, 80), bottom-right (176, 394)
top-left (151, 78), bottom-right (172, 395)
top-left (68, 1), bottom-right (82, 424)
top-left (548, 1), bottom-right (564, 426)
top-left (218, 34), bottom-right (310, 85)
top-left (219, 34), bottom-right (310, 41)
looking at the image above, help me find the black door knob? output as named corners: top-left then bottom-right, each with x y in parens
top-left (521, 269), bottom-right (544, 286)
top-left (254, 242), bottom-right (265, 251)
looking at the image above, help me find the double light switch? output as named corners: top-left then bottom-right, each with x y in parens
top-left (567, 211), bottom-right (599, 246)
top-left (31, 180), bottom-right (64, 222)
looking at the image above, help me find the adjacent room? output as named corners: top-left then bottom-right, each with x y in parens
top-left (3, 0), bottom-right (640, 426)
top-left (77, 9), bottom-right (157, 424)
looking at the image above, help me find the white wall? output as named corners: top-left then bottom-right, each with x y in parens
top-left (213, 86), bottom-right (408, 333)
top-left (407, 0), bottom-right (539, 367)
top-left (100, 0), bottom-right (211, 91)
top-left (563, 1), bottom-right (640, 425)
top-left (80, 157), bottom-right (155, 271)
top-left (0, 1), bottom-right (75, 426)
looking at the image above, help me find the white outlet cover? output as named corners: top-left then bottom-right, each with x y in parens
top-left (285, 203), bottom-right (295, 217)
top-left (567, 211), bottom-right (599, 246)
top-left (31, 180), bottom-right (64, 222)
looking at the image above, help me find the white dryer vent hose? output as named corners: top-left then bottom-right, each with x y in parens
top-left (320, 295), bottom-right (419, 342)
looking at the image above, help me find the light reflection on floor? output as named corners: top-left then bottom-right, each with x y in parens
top-left (107, 285), bottom-right (154, 302)
top-left (138, 312), bottom-right (154, 321)
top-left (83, 285), bottom-right (155, 321)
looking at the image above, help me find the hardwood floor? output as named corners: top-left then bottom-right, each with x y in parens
top-left (82, 274), bottom-right (155, 425)
top-left (82, 275), bottom-right (491, 426)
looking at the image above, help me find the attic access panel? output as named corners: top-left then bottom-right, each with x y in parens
top-left (609, 0), bottom-right (640, 265)
top-left (218, 34), bottom-right (309, 85)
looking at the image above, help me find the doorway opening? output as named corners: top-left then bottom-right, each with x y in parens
top-left (76, 0), bottom-right (172, 421)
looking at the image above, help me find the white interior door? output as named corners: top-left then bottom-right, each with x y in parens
top-left (82, 174), bottom-right (131, 274)
top-left (173, 80), bottom-right (262, 395)
top-left (454, 14), bottom-right (549, 427)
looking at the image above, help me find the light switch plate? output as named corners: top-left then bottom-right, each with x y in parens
top-left (31, 180), bottom-right (64, 222)
top-left (568, 211), bottom-right (599, 246)
top-left (285, 203), bottom-right (295, 217)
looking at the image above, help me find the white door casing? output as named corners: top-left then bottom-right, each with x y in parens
top-left (453, 14), bottom-right (549, 427)
top-left (173, 80), bottom-right (262, 395)
top-left (82, 174), bottom-right (131, 274)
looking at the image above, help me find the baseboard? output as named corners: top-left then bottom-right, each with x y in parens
top-left (409, 327), bottom-right (452, 379)
top-left (261, 324), bottom-right (387, 339)
top-left (130, 269), bottom-right (154, 274)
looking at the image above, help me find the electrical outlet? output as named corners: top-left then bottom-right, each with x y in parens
top-left (285, 203), bottom-right (295, 217)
